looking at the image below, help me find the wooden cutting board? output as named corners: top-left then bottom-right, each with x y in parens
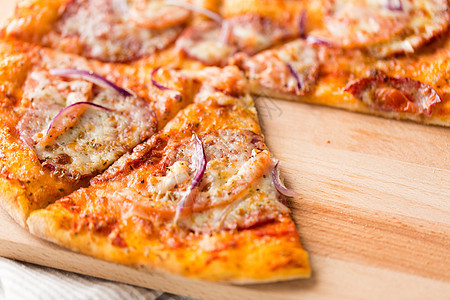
top-left (1, 2), bottom-right (449, 299)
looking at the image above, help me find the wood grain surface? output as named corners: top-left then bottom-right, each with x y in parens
top-left (1, 1), bottom-right (450, 299)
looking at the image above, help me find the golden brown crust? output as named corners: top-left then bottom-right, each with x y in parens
top-left (28, 207), bottom-right (310, 283)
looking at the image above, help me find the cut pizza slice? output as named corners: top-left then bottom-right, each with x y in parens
top-left (0, 40), bottom-right (194, 226)
top-left (27, 66), bottom-right (310, 282)
top-left (1, 0), bottom-right (197, 62)
top-left (232, 36), bottom-right (450, 126)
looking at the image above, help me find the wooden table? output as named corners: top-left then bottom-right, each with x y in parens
top-left (0, 1), bottom-right (449, 299)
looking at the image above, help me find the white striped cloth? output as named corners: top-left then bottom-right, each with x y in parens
top-left (0, 257), bottom-right (191, 300)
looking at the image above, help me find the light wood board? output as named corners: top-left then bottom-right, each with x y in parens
top-left (0, 1), bottom-right (450, 299)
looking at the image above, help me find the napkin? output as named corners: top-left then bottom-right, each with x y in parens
top-left (0, 257), bottom-right (191, 300)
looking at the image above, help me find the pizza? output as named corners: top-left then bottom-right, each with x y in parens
top-left (27, 66), bottom-right (310, 282)
top-left (0, 39), bottom-right (310, 282)
top-left (0, 39), bottom-right (194, 227)
top-left (0, 0), bottom-right (449, 284)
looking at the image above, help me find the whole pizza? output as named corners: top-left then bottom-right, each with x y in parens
top-left (0, 0), bottom-right (448, 283)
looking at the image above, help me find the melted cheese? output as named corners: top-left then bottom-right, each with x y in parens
top-left (53, 0), bottom-right (182, 61)
top-left (114, 129), bottom-right (280, 233)
top-left (369, 0), bottom-right (449, 57)
top-left (242, 40), bottom-right (319, 95)
top-left (176, 23), bottom-right (236, 65)
top-left (180, 169), bottom-right (289, 233)
top-left (128, 0), bottom-right (190, 29)
top-left (19, 70), bottom-right (156, 179)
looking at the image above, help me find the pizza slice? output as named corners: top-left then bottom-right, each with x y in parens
top-left (27, 66), bottom-right (310, 282)
top-left (231, 30), bottom-right (450, 126)
top-left (0, 40), bottom-right (194, 226)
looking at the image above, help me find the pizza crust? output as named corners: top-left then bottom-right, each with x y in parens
top-left (27, 208), bottom-right (310, 283)
top-left (0, 177), bottom-right (30, 227)
top-left (249, 80), bottom-right (450, 127)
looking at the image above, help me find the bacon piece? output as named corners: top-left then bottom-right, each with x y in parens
top-left (344, 72), bottom-right (441, 116)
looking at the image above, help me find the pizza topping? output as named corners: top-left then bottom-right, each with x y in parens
top-left (235, 40), bottom-right (319, 96)
top-left (191, 66), bottom-right (248, 96)
top-left (113, 129), bottom-right (269, 222)
top-left (386, 0), bottom-right (404, 11)
top-left (309, 0), bottom-right (411, 49)
top-left (177, 13), bottom-right (299, 65)
top-left (200, 148), bottom-right (271, 209)
top-left (272, 161), bottom-right (298, 197)
top-left (179, 168), bottom-right (289, 233)
top-left (286, 63), bottom-right (303, 93)
top-left (176, 22), bottom-right (237, 66)
top-left (309, 0), bottom-right (449, 57)
top-left (39, 102), bottom-right (112, 146)
top-left (48, 0), bottom-right (183, 62)
top-left (119, 129), bottom-right (283, 233)
top-left (164, 2), bottom-right (234, 45)
top-left (18, 69), bottom-right (157, 179)
top-left (164, 0), bottom-right (223, 23)
top-left (298, 10), bottom-right (307, 39)
top-left (49, 69), bottom-right (134, 97)
top-left (368, 0), bottom-right (449, 57)
top-left (344, 72), bottom-right (442, 115)
top-left (151, 67), bottom-right (181, 101)
top-left (174, 133), bottom-right (207, 223)
top-left (128, 0), bottom-right (190, 29)
top-left (228, 13), bottom-right (298, 54)
top-left (306, 36), bottom-right (333, 47)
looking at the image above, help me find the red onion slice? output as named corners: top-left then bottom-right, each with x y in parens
top-left (286, 63), bottom-right (303, 92)
top-left (151, 67), bottom-right (182, 101)
top-left (174, 133), bottom-right (207, 223)
top-left (299, 10), bottom-right (307, 39)
top-left (387, 0), bottom-right (403, 11)
top-left (44, 102), bottom-right (112, 140)
top-left (151, 67), bottom-right (171, 91)
top-left (49, 69), bottom-right (134, 97)
top-left (164, 0), bottom-right (222, 23)
top-left (219, 19), bottom-right (232, 45)
top-left (272, 161), bottom-right (298, 197)
top-left (306, 35), bottom-right (332, 46)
